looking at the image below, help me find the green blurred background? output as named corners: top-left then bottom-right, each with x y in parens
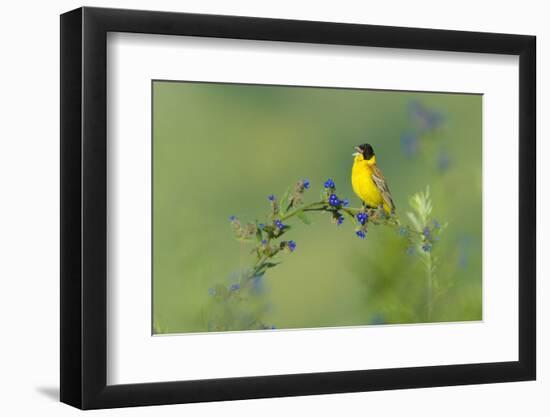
top-left (152, 80), bottom-right (482, 334)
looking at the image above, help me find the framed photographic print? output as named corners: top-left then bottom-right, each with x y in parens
top-left (60, 6), bottom-right (536, 409)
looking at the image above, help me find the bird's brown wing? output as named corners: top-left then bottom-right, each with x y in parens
top-left (371, 165), bottom-right (396, 214)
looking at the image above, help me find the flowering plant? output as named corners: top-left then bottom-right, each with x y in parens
top-left (206, 179), bottom-right (445, 331)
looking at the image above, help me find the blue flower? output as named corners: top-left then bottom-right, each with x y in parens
top-left (328, 194), bottom-right (340, 207)
top-left (341, 198), bottom-right (350, 207)
top-left (422, 243), bottom-right (432, 252)
top-left (400, 132), bottom-right (418, 158)
top-left (408, 100), bottom-right (423, 117)
top-left (428, 112), bottom-right (444, 130)
top-left (356, 230), bottom-right (366, 239)
top-left (303, 179), bottom-right (310, 189)
top-left (324, 178), bottom-right (335, 189)
top-left (370, 313), bottom-right (386, 325)
top-left (423, 226), bottom-right (431, 239)
top-left (288, 240), bottom-right (297, 252)
top-left (274, 219), bottom-right (285, 229)
top-left (337, 215), bottom-right (344, 226)
top-left (356, 212), bottom-right (368, 225)
top-left (261, 239), bottom-right (267, 246)
top-left (268, 194), bottom-right (275, 201)
top-left (408, 100), bottom-right (444, 132)
top-left (229, 215), bottom-right (236, 222)
top-left (230, 283), bottom-right (240, 291)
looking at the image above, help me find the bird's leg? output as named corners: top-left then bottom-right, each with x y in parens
top-left (377, 204), bottom-right (388, 220)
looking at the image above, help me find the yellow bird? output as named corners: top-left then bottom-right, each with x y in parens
top-left (351, 143), bottom-right (395, 215)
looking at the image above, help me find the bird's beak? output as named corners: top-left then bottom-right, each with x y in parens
top-left (352, 146), bottom-right (362, 156)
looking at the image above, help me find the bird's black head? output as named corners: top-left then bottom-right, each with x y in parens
top-left (355, 143), bottom-right (375, 160)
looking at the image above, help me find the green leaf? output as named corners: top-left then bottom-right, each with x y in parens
top-left (296, 211), bottom-right (311, 225)
top-left (256, 261), bottom-right (280, 275)
top-left (406, 211), bottom-right (422, 233)
top-left (279, 188), bottom-right (291, 216)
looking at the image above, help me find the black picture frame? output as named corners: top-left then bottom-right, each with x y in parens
top-left (60, 6), bottom-right (536, 410)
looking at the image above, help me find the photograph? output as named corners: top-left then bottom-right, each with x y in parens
top-left (0, 0), bottom-right (543, 414)
top-left (152, 80), bottom-right (483, 334)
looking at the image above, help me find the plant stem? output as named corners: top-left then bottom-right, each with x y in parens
top-left (250, 200), bottom-right (424, 290)
top-left (281, 200), bottom-right (422, 235)
top-left (280, 201), bottom-right (325, 221)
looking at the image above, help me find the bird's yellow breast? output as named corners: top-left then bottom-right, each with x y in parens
top-left (352, 158), bottom-right (384, 208)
